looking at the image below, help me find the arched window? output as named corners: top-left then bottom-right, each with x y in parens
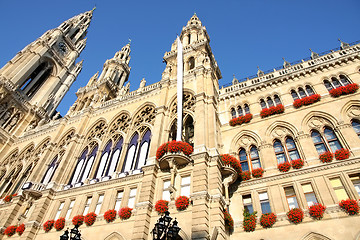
top-left (311, 127), bottom-right (342, 154)
top-left (239, 148), bottom-right (249, 171)
top-left (41, 156), bottom-right (59, 185)
top-left (324, 76), bottom-right (351, 92)
top-left (70, 28), bottom-right (80, 40)
top-left (291, 90), bottom-right (299, 100)
top-left (285, 137), bottom-right (300, 160)
top-left (331, 77), bottom-right (341, 88)
top-left (135, 130), bottom-right (151, 169)
top-left (107, 137), bottom-right (123, 176)
top-left (12, 166), bottom-right (32, 194)
top-left (244, 104), bottom-right (250, 114)
top-left (188, 57), bottom-right (195, 70)
top-left (70, 149), bottom-right (87, 185)
top-left (311, 130), bottom-right (327, 154)
top-left (274, 95), bottom-right (281, 105)
top-left (260, 99), bottom-right (267, 109)
top-left (324, 80), bottom-right (333, 91)
top-left (352, 120), bottom-right (360, 138)
top-left (298, 88), bottom-right (306, 98)
top-left (305, 85), bottom-right (315, 95)
top-left (339, 75), bottom-right (350, 86)
top-left (267, 97), bottom-right (274, 107)
top-left (123, 133), bottom-right (139, 173)
top-left (237, 106), bottom-right (243, 117)
top-left (80, 145), bottom-right (98, 183)
top-left (274, 140), bottom-right (286, 164)
top-left (323, 127), bottom-right (342, 152)
top-left (274, 137), bottom-right (301, 164)
top-left (250, 146), bottom-right (261, 169)
top-left (95, 141), bottom-right (112, 179)
top-left (183, 116), bottom-right (194, 146)
top-left (238, 146), bottom-right (262, 171)
top-left (231, 108), bottom-right (236, 119)
top-left (20, 62), bottom-right (53, 98)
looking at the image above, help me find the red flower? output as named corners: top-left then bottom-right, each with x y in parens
top-left (119, 207), bottom-right (132, 220)
top-left (4, 195), bottom-right (13, 202)
top-left (155, 200), bottom-right (169, 214)
top-left (339, 199), bottom-right (359, 215)
top-left (220, 154), bottom-right (242, 176)
top-left (291, 159), bottom-right (304, 169)
top-left (334, 148), bottom-right (350, 160)
top-left (243, 210), bottom-right (257, 232)
top-left (319, 151), bottom-right (333, 163)
top-left (43, 220), bottom-right (54, 232)
top-left (16, 224), bottom-right (25, 236)
top-left (175, 196), bottom-right (190, 211)
top-left (156, 141), bottom-right (193, 160)
top-left (309, 203), bottom-right (326, 220)
top-left (72, 215), bottom-right (84, 226)
top-left (260, 212), bottom-right (277, 228)
top-left (293, 94), bottom-right (321, 108)
top-left (223, 210), bottom-right (234, 231)
top-left (241, 171), bottom-right (251, 181)
top-left (260, 104), bottom-right (284, 118)
top-left (229, 113), bottom-right (253, 127)
top-left (287, 208), bottom-right (304, 224)
top-left (54, 218), bottom-right (65, 231)
top-left (252, 168), bottom-right (264, 178)
top-left (84, 212), bottom-right (97, 226)
top-left (278, 162), bottom-right (291, 172)
top-left (330, 83), bottom-right (359, 97)
top-left (4, 225), bottom-right (17, 237)
top-left (104, 209), bottom-right (117, 223)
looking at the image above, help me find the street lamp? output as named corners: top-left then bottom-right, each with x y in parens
top-left (59, 225), bottom-right (81, 240)
top-left (152, 211), bottom-right (181, 240)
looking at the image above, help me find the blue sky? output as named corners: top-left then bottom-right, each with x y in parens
top-left (0, 0), bottom-right (359, 115)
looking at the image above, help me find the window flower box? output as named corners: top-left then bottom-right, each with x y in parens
top-left (4, 225), bottom-right (17, 237)
top-left (291, 159), bottom-right (304, 169)
top-left (220, 154), bottom-right (242, 175)
top-left (16, 224), bottom-right (25, 236)
top-left (224, 210), bottom-right (234, 231)
top-left (293, 94), bottom-right (321, 108)
top-left (260, 104), bottom-right (284, 118)
top-left (309, 203), bottom-right (326, 220)
top-left (54, 218), bottom-right (65, 231)
top-left (252, 168), bottom-right (264, 178)
top-left (319, 151), bottom-right (333, 163)
top-left (155, 200), bottom-right (169, 214)
top-left (229, 113), bottom-right (253, 127)
top-left (278, 162), bottom-right (291, 172)
top-left (84, 212), bottom-right (97, 226)
top-left (243, 211), bottom-right (257, 232)
top-left (43, 220), bottom-right (55, 232)
top-left (287, 208), bottom-right (304, 224)
top-left (260, 212), bottom-right (277, 228)
top-left (241, 171), bottom-right (251, 181)
top-left (104, 209), bottom-right (117, 223)
top-left (330, 83), bottom-right (359, 97)
top-left (72, 215), bottom-right (84, 226)
top-left (175, 196), bottom-right (190, 211)
top-left (339, 199), bottom-right (359, 215)
top-left (334, 148), bottom-right (350, 160)
top-left (119, 207), bottom-right (132, 220)
top-left (156, 141), bottom-right (193, 160)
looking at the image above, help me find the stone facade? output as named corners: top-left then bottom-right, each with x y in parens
top-left (0, 10), bottom-right (359, 240)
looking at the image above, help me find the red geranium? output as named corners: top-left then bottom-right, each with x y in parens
top-left (309, 203), bottom-right (326, 220)
top-left (224, 210), bottom-right (234, 231)
top-left (278, 162), bottom-right (291, 172)
top-left (119, 207), bottom-right (132, 220)
top-left (260, 104), bottom-right (284, 118)
top-left (4, 195), bottom-right (13, 202)
top-left (16, 224), bottom-right (25, 236)
top-left (4, 225), bottom-right (17, 237)
top-left (241, 171), bottom-right (251, 181)
top-left (156, 141), bottom-right (193, 160)
top-left (175, 196), bottom-right (190, 211)
top-left (43, 220), bottom-right (54, 232)
top-left (293, 94), bottom-right (321, 108)
top-left (84, 212), bottom-right (97, 226)
top-left (104, 209), bottom-right (117, 223)
top-left (291, 159), bottom-right (304, 169)
top-left (339, 199), bottom-right (359, 215)
top-left (252, 168), bottom-right (264, 178)
top-left (220, 154), bottom-right (242, 175)
top-left (243, 210), bottom-right (257, 232)
top-left (330, 83), bottom-right (359, 97)
top-left (287, 208), bottom-right (304, 224)
top-left (72, 215), bottom-right (84, 226)
top-left (229, 113), bottom-right (253, 127)
top-left (319, 151), bottom-right (333, 163)
top-left (54, 218), bottom-right (65, 231)
top-left (260, 212), bottom-right (277, 228)
top-left (155, 200), bottom-right (169, 214)
top-left (334, 148), bottom-right (350, 160)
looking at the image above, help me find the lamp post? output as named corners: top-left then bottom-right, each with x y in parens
top-left (59, 225), bottom-right (81, 240)
top-left (152, 211), bottom-right (181, 240)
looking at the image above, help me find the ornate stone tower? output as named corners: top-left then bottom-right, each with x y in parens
top-left (0, 9), bottom-right (94, 149)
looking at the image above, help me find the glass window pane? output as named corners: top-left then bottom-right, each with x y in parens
top-left (287, 196), bottom-right (299, 209)
top-left (332, 78), bottom-right (341, 88)
top-left (276, 154), bottom-right (286, 164)
top-left (250, 147), bottom-right (259, 158)
top-left (339, 75), bottom-right (350, 85)
top-left (289, 151), bottom-right (300, 160)
top-left (311, 131), bottom-right (322, 144)
top-left (261, 202), bottom-right (271, 214)
top-left (291, 90), bottom-right (299, 100)
top-left (239, 150), bottom-right (247, 161)
top-left (324, 81), bottom-right (333, 91)
top-left (274, 141), bottom-right (284, 153)
top-left (324, 128), bottom-right (336, 141)
top-left (349, 174), bottom-right (360, 196)
top-left (260, 100), bottom-right (266, 109)
top-left (305, 193), bottom-right (318, 207)
top-left (352, 121), bottom-right (360, 137)
top-left (334, 189), bottom-right (349, 201)
top-left (306, 85), bottom-right (315, 95)
top-left (274, 95), bottom-right (281, 105)
top-left (243, 195), bottom-right (253, 214)
top-left (237, 106), bottom-right (243, 116)
top-left (252, 159), bottom-right (261, 169)
top-left (244, 104), bottom-right (250, 114)
top-left (329, 141), bottom-right (342, 152)
top-left (298, 88), bottom-right (306, 98)
top-left (267, 97), bottom-right (274, 107)
top-left (285, 138), bottom-right (296, 150)
top-left (241, 162), bottom-right (249, 172)
top-left (315, 144), bottom-right (327, 154)
top-left (181, 176), bottom-right (191, 185)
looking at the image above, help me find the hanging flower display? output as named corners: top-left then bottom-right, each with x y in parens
top-left (16, 224), bottom-right (25, 236)
top-left (278, 162), bottom-right (291, 172)
top-left (339, 199), bottom-right (359, 215)
top-left (104, 209), bottom-right (117, 223)
top-left (54, 218), bottom-right (65, 231)
top-left (3, 194), bottom-right (15, 203)
top-left (309, 203), bottom-right (326, 220)
top-left (156, 141), bottom-right (194, 160)
top-left (241, 171), bottom-right (251, 181)
top-left (260, 104), bottom-right (284, 118)
top-left (229, 113), bottom-right (253, 127)
top-left (334, 148), bottom-right (350, 160)
top-left (329, 83), bottom-right (359, 97)
top-left (291, 159), bottom-right (304, 169)
top-left (155, 200), bottom-right (169, 214)
top-left (252, 168), bottom-right (264, 178)
top-left (223, 210), bottom-right (234, 231)
top-left (119, 207), bottom-right (132, 220)
top-left (260, 212), bottom-right (277, 228)
top-left (72, 215), bottom-right (84, 226)
top-left (84, 212), bottom-right (97, 226)
top-left (287, 208), bottom-right (304, 224)
top-left (220, 154), bottom-right (242, 175)
top-left (175, 196), bottom-right (190, 211)
top-left (243, 210), bottom-right (257, 232)
top-left (293, 94), bottom-right (321, 108)
top-left (43, 219), bottom-right (55, 232)
top-left (4, 225), bottom-right (17, 237)
top-left (319, 151), bottom-right (333, 163)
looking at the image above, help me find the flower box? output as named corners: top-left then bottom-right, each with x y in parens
top-left (54, 218), bottom-right (65, 231)
top-left (339, 199), bottom-right (359, 215)
top-left (260, 212), bottom-right (277, 228)
top-left (243, 213), bottom-right (256, 232)
top-left (291, 159), bottom-right (304, 169)
top-left (309, 203), bottom-right (326, 220)
top-left (220, 154), bottom-right (242, 175)
top-left (229, 113), bottom-right (253, 127)
top-left (72, 215), bottom-right (84, 226)
top-left (330, 83), bottom-right (359, 97)
top-left (319, 151), bottom-right (333, 163)
top-left (278, 162), bottom-right (291, 172)
top-left (156, 141), bottom-right (193, 160)
top-left (293, 94), bottom-right (321, 108)
top-left (84, 212), bottom-right (97, 226)
top-left (224, 210), bottom-right (234, 231)
top-left (252, 168), bottom-right (264, 178)
top-left (334, 148), bottom-right (350, 160)
top-left (104, 209), bottom-right (117, 223)
top-left (287, 208), bottom-right (304, 224)
top-left (4, 225), bottom-right (17, 237)
top-left (43, 220), bottom-right (54, 232)
top-left (155, 200), bottom-right (169, 214)
top-left (16, 224), bottom-right (25, 236)
top-left (119, 207), bottom-right (132, 220)
top-left (3, 194), bottom-right (16, 203)
top-left (241, 171), bottom-right (251, 181)
top-left (260, 104), bottom-right (284, 118)
top-left (175, 196), bottom-right (190, 211)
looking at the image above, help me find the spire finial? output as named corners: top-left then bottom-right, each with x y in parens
top-left (194, 12), bottom-right (197, 16)
top-left (92, 5), bottom-right (96, 12)
top-left (128, 38), bottom-right (132, 45)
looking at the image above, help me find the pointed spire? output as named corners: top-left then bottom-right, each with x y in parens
top-left (232, 74), bottom-right (239, 85)
top-left (186, 13), bottom-right (202, 27)
top-left (282, 57), bottom-right (291, 68)
top-left (309, 48), bottom-right (319, 60)
top-left (257, 66), bottom-right (264, 77)
top-left (338, 38), bottom-right (350, 50)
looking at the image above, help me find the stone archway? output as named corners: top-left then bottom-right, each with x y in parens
top-left (104, 232), bottom-right (126, 240)
top-left (301, 232), bottom-right (334, 240)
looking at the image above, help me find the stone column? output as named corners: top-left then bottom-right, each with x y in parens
top-left (148, 106), bottom-right (166, 159)
top-left (296, 133), bottom-right (319, 165)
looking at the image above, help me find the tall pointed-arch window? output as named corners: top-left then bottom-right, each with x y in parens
top-left (2, 166), bottom-right (22, 196)
top-left (352, 119), bottom-right (360, 138)
top-left (80, 145), bottom-right (98, 183)
top-left (323, 127), bottom-right (342, 152)
top-left (188, 57), bottom-right (195, 70)
top-left (13, 165), bottom-right (32, 194)
top-left (250, 146), bottom-right (261, 169)
top-left (274, 138), bottom-right (300, 164)
top-left (231, 108), bottom-right (236, 119)
top-left (237, 106), bottom-right (243, 117)
top-left (244, 104), bottom-right (250, 114)
top-left (286, 137), bottom-right (300, 160)
top-left (324, 75), bottom-right (351, 92)
top-left (41, 156), bottom-right (59, 185)
top-left (311, 127), bottom-right (342, 154)
top-left (238, 146), bottom-right (261, 171)
top-left (311, 131), bottom-right (328, 154)
top-left (95, 141), bottom-right (112, 179)
top-left (274, 140), bottom-right (286, 164)
top-left (107, 137), bottom-right (123, 177)
top-left (291, 90), bottom-right (299, 100)
top-left (239, 148), bottom-right (249, 171)
top-left (123, 133), bottom-right (139, 173)
top-left (135, 129), bottom-right (151, 169)
top-left (20, 62), bottom-right (53, 98)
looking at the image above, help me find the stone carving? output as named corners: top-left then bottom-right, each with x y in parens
top-left (271, 127), bottom-right (291, 139)
top-left (347, 106), bottom-right (360, 117)
top-left (308, 117), bottom-right (330, 130)
top-left (86, 121), bottom-right (107, 142)
top-left (58, 130), bottom-right (74, 149)
top-left (170, 93), bottom-right (195, 116)
top-left (133, 106), bottom-right (156, 127)
top-left (109, 113), bottom-right (131, 134)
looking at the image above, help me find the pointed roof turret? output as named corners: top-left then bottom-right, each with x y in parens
top-left (257, 66), bottom-right (264, 77)
top-left (282, 57), bottom-right (291, 68)
top-left (338, 38), bottom-right (350, 50)
top-left (186, 13), bottom-right (202, 27)
top-left (309, 48), bottom-right (319, 60)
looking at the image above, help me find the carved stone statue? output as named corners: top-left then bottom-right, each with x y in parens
top-left (5, 114), bottom-right (19, 131)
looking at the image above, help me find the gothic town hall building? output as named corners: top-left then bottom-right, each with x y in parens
top-left (0, 9), bottom-right (359, 240)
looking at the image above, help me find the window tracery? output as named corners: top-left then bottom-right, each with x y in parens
top-left (108, 113), bottom-right (131, 134)
top-left (133, 106), bottom-right (156, 127)
top-left (86, 121), bottom-right (107, 142)
top-left (170, 93), bottom-right (195, 116)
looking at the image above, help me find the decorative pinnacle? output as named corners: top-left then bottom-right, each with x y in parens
top-left (128, 38), bottom-right (132, 45)
top-left (92, 5), bottom-right (96, 12)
